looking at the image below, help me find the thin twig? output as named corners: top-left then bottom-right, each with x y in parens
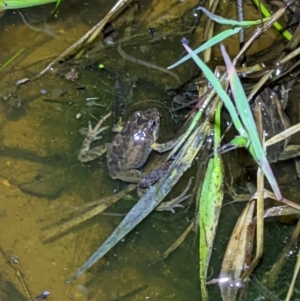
top-left (0, 246), bottom-right (33, 301)
top-left (34, 0), bottom-right (133, 79)
top-left (117, 44), bottom-right (180, 83)
top-left (161, 221), bottom-right (195, 259)
top-left (41, 184), bottom-right (136, 242)
top-left (285, 247), bottom-right (300, 301)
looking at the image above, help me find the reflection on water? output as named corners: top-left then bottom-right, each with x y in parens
top-left (0, 0), bottom-right (299, 300)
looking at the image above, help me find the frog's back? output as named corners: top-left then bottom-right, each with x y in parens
top-left (107, 131), bottom-right (153, 178)
top-left (106, 108), bottom-right (160, 180)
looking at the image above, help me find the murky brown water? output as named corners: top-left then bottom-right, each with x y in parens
top-left (0, 0), bottom-right (300, 300)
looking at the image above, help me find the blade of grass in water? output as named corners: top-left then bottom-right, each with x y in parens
top-left (181, 40), bottom-right (282, 200)
top-left (181, 40), bottom-right (246, 139)
top-left (0, 48), bottom-right (25, 71)
top-left (167, 28), bottom-right (241, 69)
top-left (168, 7), bottom-right (276, 70)
top-left (199, 100), bottom-right (224, 300)
top-left (68, 122), bottom-right (211, 282)
top-left (251, 0), bottom-right (292, 41)
top-left (53, 0), bottom-right (61, 11)
top-left (0, 0), bottom-right (59, 10)
top-left (220, 44), bottom-right (282, 200)
top-left (196, 6), bottom-right (270, 26)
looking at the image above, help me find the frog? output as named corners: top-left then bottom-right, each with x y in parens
top-left (251, 86), bottom-right (300, 171)
top-left (78, 108), bottom-right (176, 183)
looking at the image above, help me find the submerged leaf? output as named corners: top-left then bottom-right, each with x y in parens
top-left (199, 99), bottom-right (224, 300)
top-left (219, 201), bottom-right (256, 301)
top-left (68, 121), bottom-right (211, 282)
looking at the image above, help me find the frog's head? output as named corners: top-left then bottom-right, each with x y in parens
top-left (130, 108), bottom-right (160, 143)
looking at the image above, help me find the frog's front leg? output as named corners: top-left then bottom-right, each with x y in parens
top-left (151, 135), bottom-right (183, 153)
top-left (78, 112), bottom-right (111, 163)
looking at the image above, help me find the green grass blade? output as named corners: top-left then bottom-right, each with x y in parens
top-left (228, 136), bottom-right (248, 148)
top-left (181, 41), bottom-right (246, 138)
top-left (0, 0), bottom-right (59, 10)
top-left (0, 48), bottom-right (25, 71)
top-left (199, 100), bottom-right (224, 300)
top-left (53, 0), bottom-right (61, 12)
top-left (167, 28), bottom-right (241, 70)
top-left (197, 6), bottom-right (270, 26)
top-left (251, 0), bottom-right (292, 41)
top-left (199, 156), bottom-right (224, 300)
top-left (220, 44), bottom-right (282, 200)
top-left (168, 5), bottom-right (277, 70)
top-left (218, 136), bottom-right (261, 161)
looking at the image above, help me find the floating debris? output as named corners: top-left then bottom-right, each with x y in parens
top-left (65, 68), bottom-right (79, 81)
top-left (35, 290), bottom-right (50, 301)
top-left (16, 78), bottom-right (29, 86)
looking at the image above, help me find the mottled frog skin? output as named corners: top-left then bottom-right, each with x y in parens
top-left (78, 108), bottom-right (160, 183)
top-left (107, 108), bottom-right (160, 182)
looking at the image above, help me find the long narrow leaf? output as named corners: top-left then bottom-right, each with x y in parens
top-left (53, 0), bottom-right (61, 12)
top-left (199, 101), bottom-right (224, 300)
top-left (0, 48), bottom-right (25, 71)
top-left (219, 201), bottom-right (256, 300)
top-left (220, 44), bottom-right (282, 200)
top-left (181, 41), bottom-right (246, 138)
top-left (251, 0), bottom-right (292, 41)
top-left (0, 0), bottom-right (59, 9)
top-left (167, 28), bottom-right (241, 70)
top-left (68, 122), bottom-right (211, 282)
top-left (197, 6), bottom-right (270, 26)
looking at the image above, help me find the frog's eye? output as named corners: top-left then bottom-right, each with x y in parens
top-left (130, 111), bottom-right (140, 123)
top-left (148, 120), bottom-right (156, 128)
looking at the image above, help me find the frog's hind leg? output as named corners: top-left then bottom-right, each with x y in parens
top-left (156, 177), bottom-right (194, 213)
top-left (78, 144), bottom-right (107, 162)
top-left (78, 112), bottom-right (111, 162)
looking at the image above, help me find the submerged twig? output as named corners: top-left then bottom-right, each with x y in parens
top-left (41, 184), bottom-right (136, 242)
top-left (34, 0), bottom-right (133, 78)
top-left (0, 48), bottom-right (25, 71)
top-left (117, 44), bottom-right (181, 83)
top-left (161, 221), bottom-right (195, 259)
top-left (110, 285), bottom-right (148, 301)
top-left (241, 167), bottom-right (265, 281)
top-left (0, 246), bottom-right (33, 301)
top-left (263, 219), bottom-right (300, 288)
top-left (286, 247), bottom-right (300, 301)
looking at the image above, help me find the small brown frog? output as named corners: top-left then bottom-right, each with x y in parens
top-left (78, 108), bottom-right (173, 183)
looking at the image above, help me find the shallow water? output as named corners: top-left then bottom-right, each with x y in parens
top-left (0, 0), bottom-right (300, 300)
